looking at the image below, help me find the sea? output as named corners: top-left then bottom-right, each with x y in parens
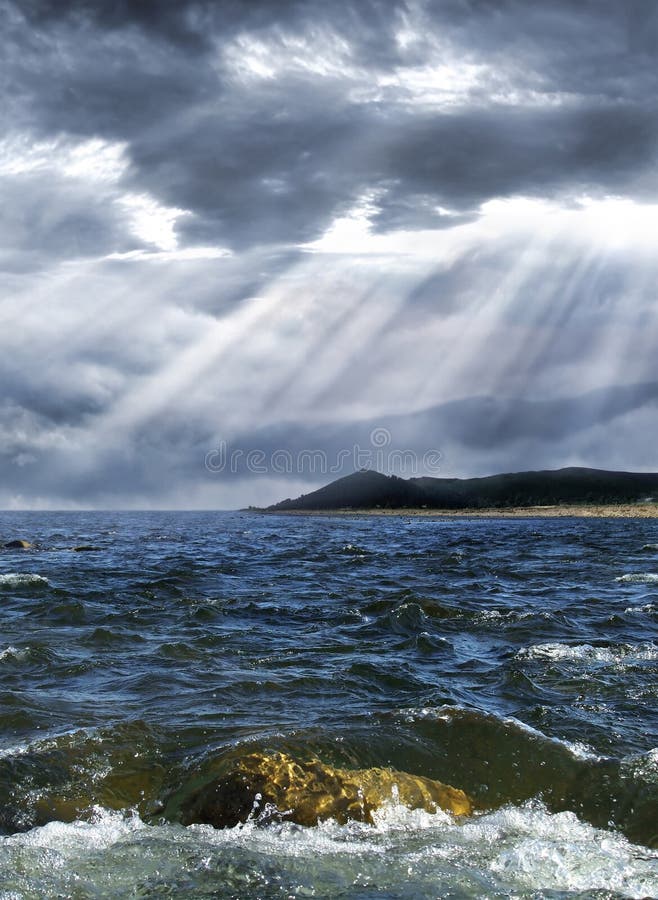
top-left (0, 510), bottom-right (656, 899)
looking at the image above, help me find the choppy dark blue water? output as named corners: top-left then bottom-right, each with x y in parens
top-left (0, 511), bottom-right (657, 898)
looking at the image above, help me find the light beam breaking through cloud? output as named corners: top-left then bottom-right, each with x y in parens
top-left (1, 0), bottom-right (658, 508)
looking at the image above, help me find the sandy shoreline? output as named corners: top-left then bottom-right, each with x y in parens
top-left (258, 504), bottom-right (658, 519)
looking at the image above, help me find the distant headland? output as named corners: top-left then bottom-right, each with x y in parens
top-left (260, 467), bottom-right (658, 517)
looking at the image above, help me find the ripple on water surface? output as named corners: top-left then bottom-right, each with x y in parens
top-left (0, 511), bottom-right (656, 897)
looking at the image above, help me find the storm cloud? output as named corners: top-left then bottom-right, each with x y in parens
top-left (1, 0), bottom-right (657, 507)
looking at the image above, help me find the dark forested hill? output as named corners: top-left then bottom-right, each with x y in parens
top-left (267, 467), bottom-right (658, 510)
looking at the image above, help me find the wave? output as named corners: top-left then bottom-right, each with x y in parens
top-left (389, 706), bottom-right (658, 848)
top-left (0, 573), bottom-right (49, 587)
top-left (1, 710), bottom-right (656, 852)
top-left (0, 722), bottom-right (163, 834)
top-left (0, 646), bottom-right (27, 664)
top-left (0, 803), bottom-right (656, 899)
top-left (339, 543), bottom-right (370, 557)
top-left (625, 602), bottom-right (657, 616)
top-left (0, 642), bottom-right (60, 666)
top-left (517, 642), bottom-right (658, 664)
top-left (624, 603), bottom-right (658, 615)
top-left (616, 573), bottom-right (658, 584)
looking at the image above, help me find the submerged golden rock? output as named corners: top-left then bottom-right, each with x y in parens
top-left (180, 751), bottom-right (472, 828)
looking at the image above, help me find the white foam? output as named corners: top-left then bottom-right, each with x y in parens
top-left (367, 797), bottom-right (453, 832)
top-left (517, 642), bottom-right (658, 665)
top-left (477, 608), bottom-right (552, 623)
top-left (616, 573), bottom-right (658, 584)
top-left (621, 747), bottom-right (658, 781)
top-left (0, 803), bottom-right (656, 898)
top-left (625, 602), bottom-right (657, 615)
top-left (4, 807), bottom-right (145, 856)
top-left (0, 646), bottom-right (26, 662)
top-left (477, 609), bottom-right (505, 620)
top-left (340, 543), bottom-right (368, 557)
top-left (478, 804), bottom-right (658, 897)
top-left (0, 573), bottom-right (48, 587)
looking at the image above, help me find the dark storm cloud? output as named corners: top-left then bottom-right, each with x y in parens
top-left (371, 103), bottom-right (658, 232)
top-left (15, 0), bottom-right (407, 58)
top-left (0, 354), bottom-right (117, 444)
top-left (132, 94), bottom-right (381, 250)
top-left (2, 9), bottom-right (209, 140)
top-left (424, 0), bottom-right (658, 90)
top-left (200, 380), bottom-right (658, 485)
top-left (3, 0), bottom-right (658, 507)
top-left (2, 0), bottom-right (405, 249)
top-left (0, 388), bottom-right (222, 506)
top-left (17, 0), bottom-right (219, 49)
top-left (5, 0), bottom-right (658, 253)
top-left (5, 378), bottom-right (656, 507)
top-left (127, 88), bottom-right (658, 246)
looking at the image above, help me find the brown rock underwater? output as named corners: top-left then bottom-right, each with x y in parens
top-left (179, 751), bottom-right (472, 828)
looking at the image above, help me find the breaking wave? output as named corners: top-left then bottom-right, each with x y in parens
top-left (616, 573), bottom-right (658, 584)
top-left (0, 573), bottom-right (48, 587)
top-left (517, 642), bottom-right (658, 664)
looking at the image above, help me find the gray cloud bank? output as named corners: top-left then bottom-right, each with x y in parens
top-left (1, 0), bottom-right (657, 507)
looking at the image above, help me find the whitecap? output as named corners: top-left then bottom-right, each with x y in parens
top-left (621, 747), bottom-right (658, 783)
top-left (517, 642), bottom-right (658, 665)
top-left (616, 573), bottom-right (658, 584)
top-left (340, 543), bottom-right (368, 557)
top-left (0, 646), bottom-right (26, 662)
top-left (4, 807), bottom-right (145, 855)
top-left (1, 803), bottom-right (656, 898)
top-left (479, 802), bottom-right (658, 897)
top-left (0, 573), bottom-right (48, 587)
top-left (625, 602), bottom-right (657, 615)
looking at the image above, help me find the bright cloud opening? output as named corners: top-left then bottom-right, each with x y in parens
top-left (117, 193), bottom-right (190, 252)
top-left (0, 134), bottom-right (129, 181)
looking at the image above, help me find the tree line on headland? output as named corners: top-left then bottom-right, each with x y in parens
top-left (266, 467), bottom-right (658, 511)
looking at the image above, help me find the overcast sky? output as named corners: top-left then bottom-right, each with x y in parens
top-left (2, 0), bottom-right (658, 508)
